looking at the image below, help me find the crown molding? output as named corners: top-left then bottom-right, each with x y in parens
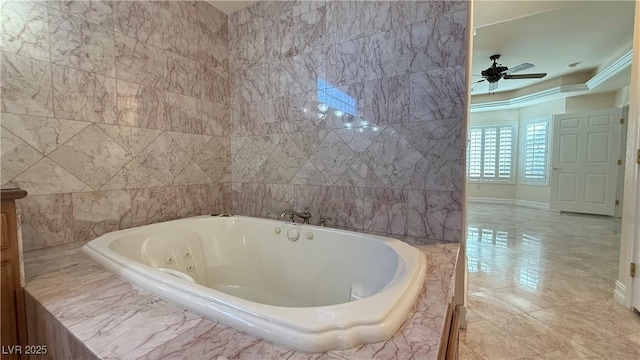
top-left (471, 84), bottom-right (589, 112)
top-left (471, 50), bottom-right (633, 113)
top-left (586, 50), bottom-right (633, 89)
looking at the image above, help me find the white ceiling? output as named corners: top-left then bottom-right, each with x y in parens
top-left (472, 1), bottom-right (635, 95)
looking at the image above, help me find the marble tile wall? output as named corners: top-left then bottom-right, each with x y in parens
top-left (229, 1), bottom-right (468, 243)
top-left (1, 1), bottom-right (231, 251)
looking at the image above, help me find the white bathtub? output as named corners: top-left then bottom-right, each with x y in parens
top-left (82, 215), bottom-right (426, 352)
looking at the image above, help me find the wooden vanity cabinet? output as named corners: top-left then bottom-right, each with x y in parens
top-left (1, 188), bottom-right (27, 359)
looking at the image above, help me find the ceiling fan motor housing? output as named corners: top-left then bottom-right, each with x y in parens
top-left (481, 66), bottom-right (508, 83)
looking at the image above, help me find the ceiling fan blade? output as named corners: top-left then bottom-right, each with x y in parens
top-left (488, 82), bottom-right (499, 92)
top-left (503, 63), bottom-right (534, 74)
top-left (473, 79), bottom-right (486, 84)
top-left (503, 73), bottom-right (547, 79)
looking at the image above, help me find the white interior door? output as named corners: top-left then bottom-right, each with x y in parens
top-left (550, 108), bottom-right (621, 216)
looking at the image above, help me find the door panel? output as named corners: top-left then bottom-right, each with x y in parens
top-left (584, 174), bottom-right (607, 204)
top-left (586, 132), bottom-right (609, 163)
top-left (558, 134), bottom-right (579, 163)
top-left (551, 108), bottom-right (621, 216)
top-left (557, 173), bottom-right (578, 202)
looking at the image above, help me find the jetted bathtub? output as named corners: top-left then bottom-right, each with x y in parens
top-left (83, 215), bottom-right (427, 352)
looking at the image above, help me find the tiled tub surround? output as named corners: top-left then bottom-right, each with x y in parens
top-left (229, 1), bottom-right (468, 244)
top-left (0, 1), bottom-right (231, 251)
top-left (2, 0), bottom-right (467, 250)
top-left (24, 241), bottom-right (459, 359)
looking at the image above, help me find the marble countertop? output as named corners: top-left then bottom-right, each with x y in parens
top-left (24, 240), bottom-right (459, 360)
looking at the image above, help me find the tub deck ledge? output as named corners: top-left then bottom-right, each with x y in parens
top-left (23, 239), bottom-right (459, 360)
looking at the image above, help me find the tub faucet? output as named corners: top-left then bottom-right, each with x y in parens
top-left (280, 208), bottom-right (311, 224)
top-left (319, 216), bottom-right (332, 227)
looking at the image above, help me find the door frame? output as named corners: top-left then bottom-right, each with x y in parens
top-left (616, 0), bottom-right (640, 311)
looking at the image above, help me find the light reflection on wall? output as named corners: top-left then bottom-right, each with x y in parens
top-left (317, 78), bottom-right (357, 117)
top-left (316, 78), bottom-right (378, 132)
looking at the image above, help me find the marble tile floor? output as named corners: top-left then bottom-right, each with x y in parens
top-left (460, 204), bottom-right (640, 360)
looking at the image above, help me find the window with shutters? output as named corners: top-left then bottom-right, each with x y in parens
top-left (520, 116), bottom-right (551, 185)
top-left (466, 122), bottom-right (517, 183)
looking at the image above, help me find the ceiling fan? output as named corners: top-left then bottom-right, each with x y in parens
top-left (475, 54), bottom-right (547, 93)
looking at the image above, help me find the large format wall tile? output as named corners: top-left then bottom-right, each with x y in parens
top-left (197, 1), bottom-right (228, 36)
top-left (229, 1), bottom-right (468, 243)
top-left (172, 162), bottom-right (211, 186)
top-left (292, 6), bottom-right (326, 54)
top-left (409, 9), bottom-right (467, 73)
top-left (0, 1), bottom-right (50, 62)
top-left (198, 25), bottom-right (228, 70)
top-left (97, 124), bottom-right (163, 157)
top-left (326, 1), bottom-right (365, 45)
top-left (1, 52), bottom-right (53, 117)
top-left (136, 132), bottom-right (191, 185)
top-left (252, 135), bottom-right (306, 183)
top-left (115, 33), bottom-right (165, 88)
top-left (129, 187), bottom-right (164, 227)
top-left (407, 190), bottom-right (462, 241)
top-left (49, 8), bottom-right (115, 77)
top-left (206, 182), bottom-right (232, 214)
top-left (362, 1), bottom-right (413, 36)
top-left (1, 1), bottom-right (230, 251)
top-left (364, 75), bottom-right (410, 125)
top-left (294, 185), bottom-right (364, 229)
top-left (162, 9), bottom-right (199, 61)
top-left (364, 188), bottom-right (408, 236)
top-left (307, 131), bottom-right (357, 185)
top-left (1, 113), bottom-right (89, 155)
top-left (101, 160), bottom-right (164, 191)
top-left (199, 100), bottom-right (230, 137)
top-left (200, 63), bottom-right (229, 104)
top-left (72, 190), bottom-right (132, 242)
top-left (164, 92), bottom-right (203, 134)
top-left (114, 1), bottom-right (163, 47)
top-left (165, 51), bottom-right (201, 98)
top-left (409, 66), bottom-right (466, 122)
top-left (48, 124), bottom-right (132, 190)
top-left (194, 137), bottom-right (231, 182)
top-left (0, 127), bottom-right (43, 185)
top-left (167, 132), bottom-right (212, 159)
top-left (232, 183), bottom-right (294, 218)
top-left (19, 194), bottom-right (74, 251)
top-left (59, 0), bottom-right (115, 28)
top-left (10, 158), bottom-right (87, 195)
top-left (116, 80), bottom-right (167, 129)
top-left (52, 65), bottom-right (118, 124)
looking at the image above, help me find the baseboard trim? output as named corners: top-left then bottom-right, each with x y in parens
top-left (457, 304), bottom-right (468, 330)
top-left (468, 197), bottom-right (550, 211)
top-left (614, 280), bottom-right (626, 306)
top-left (514, 200), bottom-right (550, 210)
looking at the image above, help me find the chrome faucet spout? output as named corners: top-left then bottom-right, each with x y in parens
top-left (279, 208), bottom-right (311, 224)
top-left (280, 209), bottom-right (295, 222)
